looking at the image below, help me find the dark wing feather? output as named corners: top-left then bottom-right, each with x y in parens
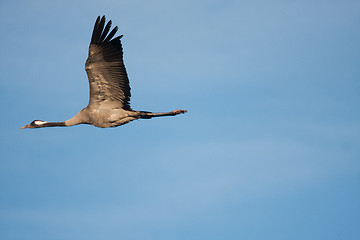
top-left (85, 16), bottom-right (131, 110)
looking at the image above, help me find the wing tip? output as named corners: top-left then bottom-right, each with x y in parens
top-left (90, 15), bottom-right (121, 45)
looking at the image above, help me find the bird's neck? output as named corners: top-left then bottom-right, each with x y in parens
top-left (41, 121), bottom-right (67, 127)
top-left (34, 110), bottom-right (87, 128)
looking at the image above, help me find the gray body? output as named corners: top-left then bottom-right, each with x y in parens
top-left (21, 16), bottom-right (186, 130)
top-left (74, 108), bottom-right (139, 128)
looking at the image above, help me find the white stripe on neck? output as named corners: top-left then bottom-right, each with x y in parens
top-left (34, 120), bottom-right (47, 125)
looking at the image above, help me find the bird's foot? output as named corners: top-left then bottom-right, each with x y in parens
top-left (171, 109), bottom-right (187, 115)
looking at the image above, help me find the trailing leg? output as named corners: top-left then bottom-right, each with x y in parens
top-left (140, 109), bottom-right (187, 119)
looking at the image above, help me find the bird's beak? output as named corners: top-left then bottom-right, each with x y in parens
top-left (20, 124), bottom-right (31, 129)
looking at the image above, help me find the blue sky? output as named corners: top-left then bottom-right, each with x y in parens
top-left (1, 0), bottom-right (359, 239)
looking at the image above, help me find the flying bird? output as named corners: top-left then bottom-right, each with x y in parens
top-left (21, 16), bottom-right (186, 129)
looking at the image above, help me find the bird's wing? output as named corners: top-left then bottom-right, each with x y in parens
top-left (85, 16), bottom-right (131, 110)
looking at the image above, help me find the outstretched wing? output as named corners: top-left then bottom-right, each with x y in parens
top-left (85, 16), bottom-right (131, 110)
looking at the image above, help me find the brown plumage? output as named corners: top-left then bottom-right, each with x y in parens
top-left (20, 16), bottom-right (186, 129)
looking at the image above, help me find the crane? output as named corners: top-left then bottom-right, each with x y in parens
top-left (21, 16), bottom-right (186, 129)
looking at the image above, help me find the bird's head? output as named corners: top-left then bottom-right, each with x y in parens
top-left (20, 120), bottom-right (48, 129)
